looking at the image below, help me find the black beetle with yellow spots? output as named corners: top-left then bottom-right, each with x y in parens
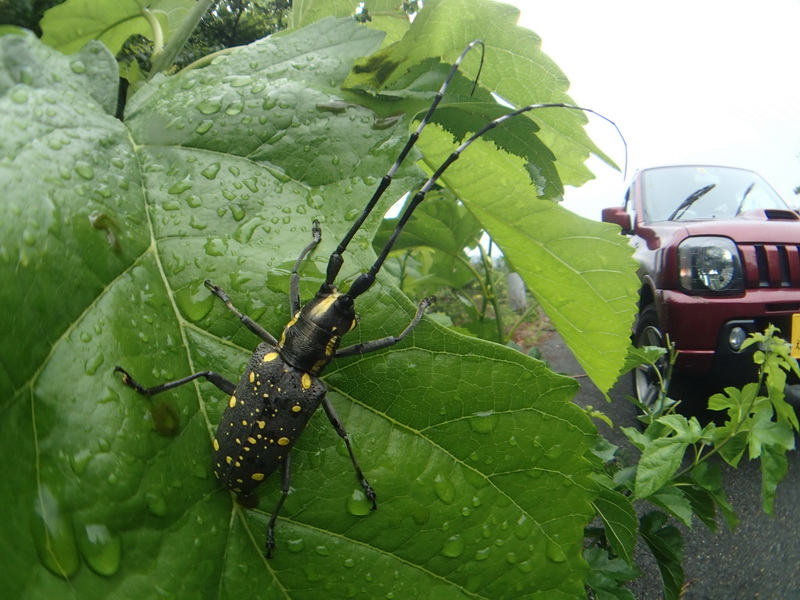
top-left (114, 38), bottom-right (607, 556)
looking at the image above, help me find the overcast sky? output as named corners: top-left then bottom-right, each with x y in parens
top-left (503, 0), bottom-right (800, 220)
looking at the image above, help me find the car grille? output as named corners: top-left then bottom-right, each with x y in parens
top-left (740, 243), bottom-right (800, 288)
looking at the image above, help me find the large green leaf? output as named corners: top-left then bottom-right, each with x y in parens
top-left (40, 0), bottom-right (195, 55)
top-left (1, 19), bottom-right (603, 599)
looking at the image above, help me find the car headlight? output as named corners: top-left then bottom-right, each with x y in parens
top-left (678, 237), bottom-right (743, 293)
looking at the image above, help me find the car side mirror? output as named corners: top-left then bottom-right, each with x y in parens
top-left (601, 207), bottom-right (633, 234)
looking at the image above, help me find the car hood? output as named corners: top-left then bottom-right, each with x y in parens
top-left (649, 208), bottom-right (800, 244)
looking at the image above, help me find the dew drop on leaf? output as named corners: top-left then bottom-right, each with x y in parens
top-left (84, 354), bottom-right (103, 376)
top-left (195, 120), bottom-right (213, 135)
top-left (174, 282), bottom-right (215, 323)
top-left (32, 486), bottom-right (80, 578)
top-left (470, 411), bottom-right (499, 434)
top-left (196, 97), bottom-right (222, 114)
top-left (287, 538), bottom-right (305, 553)
top-left (545, 539), bottom-right (567, 563)
top-left (77, 524), bottom-right (121, 577)
top-left (201, 162), bottom-right (221, 180)
top-left (440, 535), bottom-right (465, 558)
top-left (69, 60), bottom-right (86, 74)
top-left (75, 161), bottom-right (94, 180)
top-left (345, 489), bottom-right (372, 516)
top-left (433, 475), bottom-right (456, 504)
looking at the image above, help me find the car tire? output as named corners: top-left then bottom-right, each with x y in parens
top-left (632, 304), bottom-right (669, 409)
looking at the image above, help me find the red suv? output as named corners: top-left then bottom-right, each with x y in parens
top-left (602, 165), bottom-right (800, 405)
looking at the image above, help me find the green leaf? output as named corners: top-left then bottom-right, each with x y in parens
top-left (0, 31), bottom-right (119, 116)
top-left (418, 127), bottom-right (637, 392)
top-left (592, 487), bottom-right (637, 565)
top-left (1, 20), bottom-right (603, 599)
top-left (343, 0), bottom-right (616, 186)
top-left (760, 445), bottom-right (789, 515)
top-left (639, 512), bottom-right (684, 600)
top-left (40, 0), bottom-right (196, 55)
top-left (584, 547), bottom-right (640, 600)
top-left (647, 486), bottom-right (693, 528)
top-left (634, 439), bottom-right (689, 499)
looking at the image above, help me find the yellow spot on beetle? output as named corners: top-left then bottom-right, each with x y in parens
top-left (226, 456), bottom-right (233, 464)
top-left (247, 437), bottom-right (257, 444)
top-left (278, 437), bottom-right (290, 446)
top-left (249, 372), bottom-right (255, 383)
top-left (213, 438), bottom-right (220, 451)
top-left (292, 405), bottom-right (301, 413)
top-left (301, 373), bottom-right (311, 390)
top-left (251, 473), bottom-right (265, 481)
top-left (257, 420), bottom-right (265, 428)
top-left (263, 352), bottom-right (279, 362)
top-left (242, 420), bottom-right (248, 426)
top-left (229, 396), bottom-right (236, 408)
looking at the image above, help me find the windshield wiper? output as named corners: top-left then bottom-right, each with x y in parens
top-left (667, 184), bottom-right (716, 221)
top-left (734, 183), bottom-right (755, 216)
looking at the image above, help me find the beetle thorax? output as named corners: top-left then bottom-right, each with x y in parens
top-left (278, 288), bottom-right (357, 375)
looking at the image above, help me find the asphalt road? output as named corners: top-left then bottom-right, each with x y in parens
top-left (539, 334), bottom-right (800, 600)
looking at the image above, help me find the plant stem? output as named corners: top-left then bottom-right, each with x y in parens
top-left (149, 0), bottom-right (215, 78)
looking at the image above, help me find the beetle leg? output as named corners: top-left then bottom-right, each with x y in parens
top-left (114, 366), bottom-right (236, 396)
top-left (322, 397), bottom-right (377, 510)
top-left (335, 296), bottom-right (435, 358)
top-left (204, 279), bottom-right (279, 345)
top-left (266, 452), bottom-right (292, 558)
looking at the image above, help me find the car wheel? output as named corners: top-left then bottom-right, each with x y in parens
top-left (633, 304), bottom-right (669, 408)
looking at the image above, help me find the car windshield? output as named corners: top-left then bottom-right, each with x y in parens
top-left (639, 166), bottom-right (790, 223)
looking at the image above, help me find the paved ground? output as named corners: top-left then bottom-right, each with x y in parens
top-left (538, 334), bottom-right (800, 600)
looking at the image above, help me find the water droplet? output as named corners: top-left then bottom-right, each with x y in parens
top-left (186, 194), bottom-right (202, 208)
top-left (197, 97), bottom-right (222, 114)
top-left (195, 120), bottom-right (213, 134)
top-left (168, 177), bottom-right (192, 195)
top-left (345, 489), bottom-right (372, 516)
top-left (545, 539), bottom-right (567, 563)
top-left (517, 560), bottom-right (534, 573)
top-left (77, 524), bottom-right (121, 576)
top-left (440, 535), bottom-right (465, 558)
top-left (514, 515), bottom-right (533, 540)
top-left (227, 75), bottom-right (253, 88)
top-left (200, 162), bottom-right (221, 180)
top-left (204, 237), bottom-right (228, 257)
top-left (75, 161), bottom-right (94, 180)
top-left (84, 354), bottom-right (104, 376)
top-left (433, 475), bottom-right (456, 504)
top-left (505, 551), bottom-right (518, 564)
top-left (225, 100), bottom-right (244, 116)
top-left (230, 205), bottom-right (245, 221)
top-left (70, 60), bottom-right (87, 74)
top-left (174, 281), bottom-right (216, 322)
top-left (145, 492), bottom-right (168, 517)
top-left (343, 558), bottom-right (356, 568)
top-left (314, 545), bottom-right (331, 556)
top-left (69, 448), bottom-right (92, 475)
top-left (470, 411), bottom-right (499, 434)
top-left (243, 177), bottom-right (258, 193)
top-left (33, 486), bottom-right (80, 578)
top-left (287, 538), bottom-right (305, 553)
top-left (474, 547), bottom-right (491, 561)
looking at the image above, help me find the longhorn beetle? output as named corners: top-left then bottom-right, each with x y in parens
top-left (115, 39), bottom-right (621, 557)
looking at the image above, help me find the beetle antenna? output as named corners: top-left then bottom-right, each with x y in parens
top-left (324, 39), bottom-right (486, 289)
top-left (343, 103), bottom-right (626, 301)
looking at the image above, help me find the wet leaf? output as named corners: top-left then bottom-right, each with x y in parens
top-left (0, 13), bottom-right (618, 600)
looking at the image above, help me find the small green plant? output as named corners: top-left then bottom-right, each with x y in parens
top-left (586, 325), bottom-right (799, 599)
